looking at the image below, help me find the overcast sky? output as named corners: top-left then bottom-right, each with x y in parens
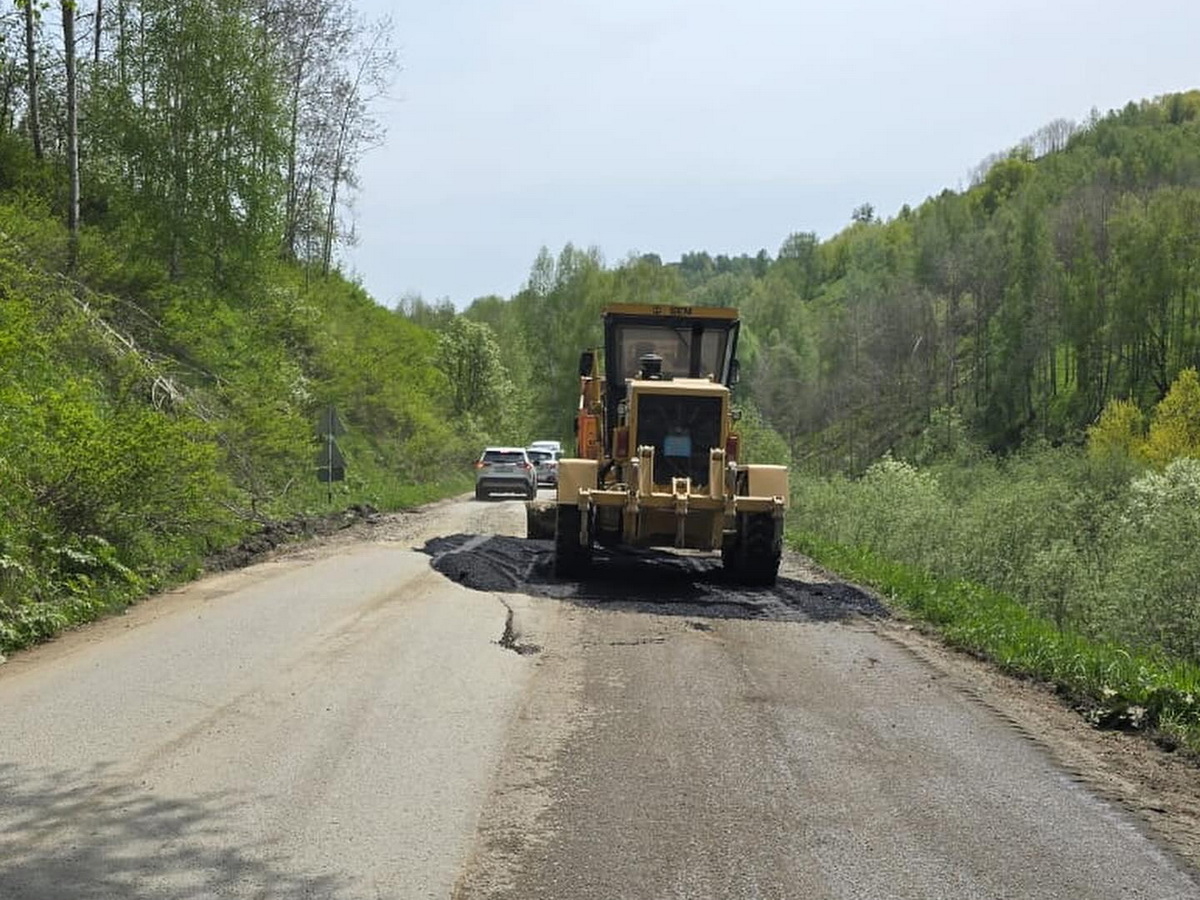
top-left (344, 0), bottom-right (1199, 308)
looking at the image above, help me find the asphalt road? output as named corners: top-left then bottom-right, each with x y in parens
top-left (1, 494), bottom-right (1197, 899)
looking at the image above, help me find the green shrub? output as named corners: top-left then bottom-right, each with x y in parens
top-left (1088, 397), bottom-right (1145, 463)
top-left (1144, 368), bottom-right (1200, 465)
top-left (790, 443), bottom-right (1200, 669)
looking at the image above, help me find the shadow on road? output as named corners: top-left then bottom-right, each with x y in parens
top-left (0, 761), bottom-right (347, 900)
top-left (421, 534), bottom-right (888, 623)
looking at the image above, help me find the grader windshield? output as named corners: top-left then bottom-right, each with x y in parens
top-left (604, 307), bottom-right (739, 386)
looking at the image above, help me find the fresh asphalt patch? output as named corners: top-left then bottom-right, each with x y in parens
top-left (420, 534), bottom-right (888, 623)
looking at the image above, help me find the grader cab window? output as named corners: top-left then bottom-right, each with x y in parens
top-left (612, 323), bottom-right (734, 383)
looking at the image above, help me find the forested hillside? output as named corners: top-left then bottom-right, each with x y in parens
top-left (0, 1), bottom-right (512, 651)
top-left (422, 91), bottom-right (1200, 472)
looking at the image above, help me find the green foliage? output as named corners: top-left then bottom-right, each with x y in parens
top-left (790, 442), bottom-right (1200, 667)
top-left (1087, 368), bottom-right (1200, 477)
top-left (1144, 368), bottom-right (1200, 464)
top-left (976, 152), bottom-right (1036, 215)
top-left (464, 92), bottom-right (1200, 475)
top-left (606, 91), bottom-right (1200, 470)
top-left (0, 189), bottom-right (477, 652)
top-left (0, 132), bottom-right (51, 195)
top-left (477, 243), bottom-right (618, 441)
top-left (434, 316), bottom-right (527, 449)
top-left (0, 237), bottom-right (241, 650)
top-left (1112, 459), bottom-right (1200, 660)
top-left (1088, 398), bottom-right (1145, 462)
top-left (902, 406), bottom-right (985, 466)
top-left (88, 0), bottom-right (286, 285)
top-left (0, 3), bottom-right (464, 654)
top-left (732, 401), bottom-right (790, 465)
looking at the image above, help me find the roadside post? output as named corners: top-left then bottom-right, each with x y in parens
top-left (316, 405), bottom-right (346, 505)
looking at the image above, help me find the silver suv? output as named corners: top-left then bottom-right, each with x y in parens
top-left (526, 447), bottom-right (559, 486)
top-left (474, 447), bottom-right (537, 500)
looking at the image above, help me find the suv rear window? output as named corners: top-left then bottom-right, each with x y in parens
top-left (482, 451), bottom-right (525, 464)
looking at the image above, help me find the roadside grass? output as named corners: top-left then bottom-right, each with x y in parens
top-left (378, 473), bottom-right (476, 508)
top-left (279, 471), bottom-right (475, 515)
top-left (791, 531), bottom-right (1200, 757)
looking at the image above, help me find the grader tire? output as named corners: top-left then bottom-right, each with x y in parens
top-left (739, 513), bottom-right (780, 587)
top-left (721, 534), bottom-right (741, 579)
top-left (554, 505), bottom-right (592, 577)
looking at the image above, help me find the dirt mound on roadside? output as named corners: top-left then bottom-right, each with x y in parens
top-left (205, 504), bottom-right (381, 571)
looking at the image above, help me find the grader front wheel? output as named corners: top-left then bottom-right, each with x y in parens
top-left (724, 513), bottom-right (780, 586)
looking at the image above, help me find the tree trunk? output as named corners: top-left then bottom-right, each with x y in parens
top-left (283, 57), bottom-right (304, 258)
top-left (23, 0), bottom-right (43, 159)
top-left (93, 0), bottom-right (102, 65)
top-left (64, 0), bottom-right (80, 270)
top-left (1, 65), bottom-right (17, 132)
top-left (321, 150), bottom-right (341, 276)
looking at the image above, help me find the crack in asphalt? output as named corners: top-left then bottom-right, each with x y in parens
top-left (494, 598), bottom-right (540, 656)
top-left (421, 534), bottom-right (889, 623)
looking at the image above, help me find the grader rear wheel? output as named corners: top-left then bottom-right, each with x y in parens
top-left (554, 504), bottom-right (592, 577)
top-left (741, 513), bottom-right (781, 586)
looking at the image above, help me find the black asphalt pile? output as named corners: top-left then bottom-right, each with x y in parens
top-left (421, 534), bottom-right (889, 623)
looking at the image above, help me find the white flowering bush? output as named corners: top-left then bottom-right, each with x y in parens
top-left (792, 443), bottom-right (1200, 664)
top-left (1105, 458), bottom-right (1200, 659)
top-left (1125, 457), bottom-right (1200, 526)
top-left (792, 455), bottom-right (950, 569)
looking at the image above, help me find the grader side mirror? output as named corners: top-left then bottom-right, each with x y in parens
top-left (579, 350), bottom-right (595, 377)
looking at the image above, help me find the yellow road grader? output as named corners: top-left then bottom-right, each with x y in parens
top-left (528, 304), bottom-right (788, 585)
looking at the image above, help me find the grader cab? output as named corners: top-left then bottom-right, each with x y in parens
top-left (531, 303), bottom-right (788, 584)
